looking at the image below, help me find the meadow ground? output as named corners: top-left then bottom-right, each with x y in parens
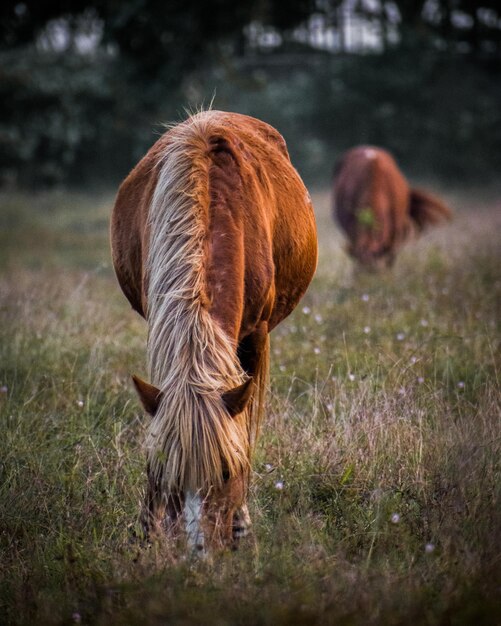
top-left (0, 186), bottom-right (500, 625)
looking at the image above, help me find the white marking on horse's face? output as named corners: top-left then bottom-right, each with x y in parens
top-left (233, 503), bottom-right (252, 539)
top-left (364, 148), bottom-right (377, 159)
top-left (184, 491), bottom-right (205, 552)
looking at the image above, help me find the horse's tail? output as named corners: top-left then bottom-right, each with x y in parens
top-left (145, 113), bottom-right (250, 494)
top-left (409, 188), bottom-right (452, 231)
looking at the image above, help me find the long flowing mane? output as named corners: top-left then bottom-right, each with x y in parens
top-left (111, 109), bottom-right (316, 546)
top-left (145, 113), bottom-right (251, 493)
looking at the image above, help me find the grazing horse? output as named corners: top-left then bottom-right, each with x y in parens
top-left (333, 146), bottom-right (452, 269)
top-left (110, 110), bottom-right (317, 550)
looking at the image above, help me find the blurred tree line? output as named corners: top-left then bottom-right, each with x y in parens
top-left (1, 0), bottom-right (500, 187)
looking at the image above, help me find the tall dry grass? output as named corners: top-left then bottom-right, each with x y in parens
top-left (0, 188), bottom-right (499, 625)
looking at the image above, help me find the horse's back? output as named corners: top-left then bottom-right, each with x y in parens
top-left (212, 112), bottom-right (317, 332)
top-left (111, 111), bottom-right (317, 336)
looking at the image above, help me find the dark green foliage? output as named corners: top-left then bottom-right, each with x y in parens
top-left (200, 47), bottom-right (501, 185)
top-left (0, 1), bottom-right (500, 187)
top-left (0, 189), bottom-right (500, 625)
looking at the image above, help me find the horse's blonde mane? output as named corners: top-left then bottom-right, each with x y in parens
top-left (145, 111), bottom-right (250, 493)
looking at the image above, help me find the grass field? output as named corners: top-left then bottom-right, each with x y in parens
top-left (0, 187), bottom-right (500, 625)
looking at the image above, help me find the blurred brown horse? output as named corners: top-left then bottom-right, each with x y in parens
top-left (333, 146), bottom-right (452, 269)
top-left (111, 111), bottom-right (317, 550)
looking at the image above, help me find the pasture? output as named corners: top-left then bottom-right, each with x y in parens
top-left (0, 187), bottom-right (500, 625)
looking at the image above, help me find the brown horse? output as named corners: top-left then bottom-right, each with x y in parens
top-left (110, 110), bottom-right (317, 550)
top-left (333, 146), bottom-right (452, 269)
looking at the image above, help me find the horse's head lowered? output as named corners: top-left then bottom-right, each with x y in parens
top-left (132, 374), bottom-right (254, 551)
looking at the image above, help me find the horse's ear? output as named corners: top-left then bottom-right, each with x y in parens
top-left (132, 375), bottom-right (163, 416)
top-left (222, 378), bottom-right (254, 418)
